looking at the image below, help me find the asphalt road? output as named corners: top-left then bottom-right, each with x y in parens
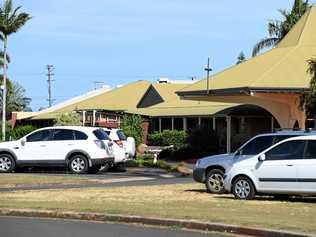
top-left (0, 216), bottom-right (225, 237)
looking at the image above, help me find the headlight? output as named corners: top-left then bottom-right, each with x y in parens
top-left (195, 159), bottom-right (201, 167)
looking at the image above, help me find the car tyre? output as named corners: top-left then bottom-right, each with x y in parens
top-left (0, 154), bottom-right (16, 173)
top-left (232, 176), bottom-right (256, 200)
top-left (205, 169), bottom-right (225, 194)
top-left (69, 155), bottom-right (89, 174)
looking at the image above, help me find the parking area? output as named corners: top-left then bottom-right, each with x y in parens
top-left (0, 168), bottom-right (193, 192)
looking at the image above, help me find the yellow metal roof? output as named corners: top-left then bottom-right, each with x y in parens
top-left (31, 81), bottom-right (238, 120)
top-left (179, 6), bottom-right (316, 95)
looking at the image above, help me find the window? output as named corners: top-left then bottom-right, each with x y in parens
top-left (74, 130), bottom-right (88, 140)
top-left (241, 136), bottom-right (274, 155)
top-left (51, 129), bottom-right (74, 141)
top-left (266, 140), bottom-right (305, 160)
top-left (116, 130), bottom-right (126, 140)
top-left (26, 130), bottom-right (51, 142)
top-left (273, 135), bottom-right (298, 144)
top-left (304, 140), bottom-right (316, 159)
top-left (93, 129), bottom-right (110, 140)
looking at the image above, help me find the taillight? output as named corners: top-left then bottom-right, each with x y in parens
top-left (114, 140), bottom-right (124, 148)
top-left (94, 140), bottom-right (106, 149)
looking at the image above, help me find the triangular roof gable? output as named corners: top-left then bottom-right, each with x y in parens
top-left (178, 6), bottom-right (316, 96)
top-left (136, 84), bottom-right (164, 108)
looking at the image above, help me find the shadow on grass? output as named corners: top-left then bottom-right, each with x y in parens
top-left (215, 195), bottom-right (316, 203)
top-left (184, 189), bottom-right (208, 193)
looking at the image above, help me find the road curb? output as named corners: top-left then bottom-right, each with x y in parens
top-left (0, 208), bottom-right (313, 237)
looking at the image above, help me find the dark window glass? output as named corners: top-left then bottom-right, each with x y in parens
top-left (52, 129), bottom-right (74, 141)
top-left (104, 130), bottom-right (111, 135)
top-left (241, 136), bottom-right (274, 155)
top-left (273, 135), bottom-right (297, 144)
top-left (93, 129), bottom-right (110, 140)
top-left (74, 130), bottom-right (88, 140)
top-left (266, 140), bottom-right (305, 160)
top-left (304, 140), bottom-right (316, 159)
top-left (26, 130), bottom-right (51, 142)
top-left (117, 130), bottom-right (126, 140)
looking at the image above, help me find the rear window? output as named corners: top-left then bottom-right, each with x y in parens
top-left (93, 129), bottom-right (110, 140)
top-left (74, 130), bottom-right (88, 140)
top-left (117, 130), bottom-right (126, 140)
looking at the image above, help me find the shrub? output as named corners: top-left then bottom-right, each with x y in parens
top-left (54, 113), bottom-right (81, 126)
top-left (0, 122), bottom-right (13, 141)
top-left (121, 115), bottom-right (144, 146)
top-left (186, 127), bottom-right (219, 157)
top-left (148, 130), bottom-right (187, 150)
top-left (10, 125), bottom-right (36, 140)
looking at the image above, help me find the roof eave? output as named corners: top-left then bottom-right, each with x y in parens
top-left (177, 87), bottom-right (310, 97)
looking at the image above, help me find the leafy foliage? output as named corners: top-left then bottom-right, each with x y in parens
top-left (236, 51), bottom-right (246, 64)
top-left (10, 125), bottom-right (35, 140)
top-left (300, 58), bottom-right (316, 118)
top-left (148, 130), bottom-right (187, 150)
top-left (0, 81), bottom-right (32, 113)
top-left (120, 115), bottom-right (144, 145)
top-left (252, 0), bottom-right (310, 56)
top-left (54, 113), bottom-right (82, 126)
top-left (0, 0), bottom-right (32, 36)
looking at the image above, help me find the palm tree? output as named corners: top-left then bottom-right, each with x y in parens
top-left (300, 58), bottom-right (316, 118)
top-left (0, 0), bottom-right (31, 140)
top-left (252, 0), bottom-right (310, 57)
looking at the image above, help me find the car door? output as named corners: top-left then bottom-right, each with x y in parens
top-left (296, 140), bottom-right (316, 193)
top-left (19, 129), bottom-right (53, 161)
top-left (49, 129), bottom-right (76, 161)
top-left (253, 140), bottom-right (305, 193)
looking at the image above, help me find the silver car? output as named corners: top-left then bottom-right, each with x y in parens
top-left (193, 130), bottom-right (316, 193)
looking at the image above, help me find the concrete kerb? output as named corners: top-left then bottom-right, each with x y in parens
top-left (0, 208), bottom-right (313, 237)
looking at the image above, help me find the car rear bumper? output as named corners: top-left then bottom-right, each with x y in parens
top-left (90, 157), bottom-right (114, 167)
top-left (193, 168), bottom-right (206, 183)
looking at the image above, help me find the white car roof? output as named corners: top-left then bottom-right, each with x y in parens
top-left (36, 126), bottom-right (100, 133)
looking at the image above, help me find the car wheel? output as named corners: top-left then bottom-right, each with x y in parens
top-left (69, 155), bottom-right (89, 174)
top-left (232, 176), bottom-right (256, 200)
top-left (0, 154), bottom-right (16, 173)
top-left (205, 169), bottom-right (225, 194)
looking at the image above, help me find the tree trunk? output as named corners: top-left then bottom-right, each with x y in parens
top-left (2, 35), bottom-right (7, 141)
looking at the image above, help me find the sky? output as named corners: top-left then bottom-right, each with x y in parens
top-left (7, 0), bottom-right (315, 110)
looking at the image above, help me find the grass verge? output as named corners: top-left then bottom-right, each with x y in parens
top-left (0, 183), bottom-right (315, 234)
top-left (0, 174), bottom-right (89, 188)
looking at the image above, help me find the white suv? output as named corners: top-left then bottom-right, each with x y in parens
top-left (102, 128), bottom-right (136, 171)
top-left (224, 135), bottom-right (316, 200)
top-left (0, 126), bottom-right (114, 174)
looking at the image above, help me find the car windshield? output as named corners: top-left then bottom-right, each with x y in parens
top-left (93, 129), bottom-right (110, 140)
top-left (117, 130), bottom-right (127, 140)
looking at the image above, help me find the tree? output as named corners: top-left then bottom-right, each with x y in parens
top-left (121, 115), bottom-right (144, 146)
top-left (252, 0), bottom-right (310, 57)
top-left (300, 58), bottom-right (316, 118)
top-left (5, 81), bottom-right (31, 112)
top-left (236, 51), bottom-right (246, 65)
top-left (54, 113), bottom-right (82, 126)
top-left (0, 0), bottom-right (31, 141)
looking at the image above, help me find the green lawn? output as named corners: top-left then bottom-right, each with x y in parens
top-left (0, 174), bottom-right (89, 188)
top-left (0, 183), bottom-right (315, 234)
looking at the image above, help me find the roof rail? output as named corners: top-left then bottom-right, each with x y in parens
top-left (274, 128), bottom-right (303, 133)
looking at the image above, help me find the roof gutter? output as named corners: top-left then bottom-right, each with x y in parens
top-left (177, 87), bottom-right (310, 97)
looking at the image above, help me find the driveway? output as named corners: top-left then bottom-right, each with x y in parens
top-left (0, 168), bottom-right (194, 192)
top-left (0, 216), bottom-right (224, 237)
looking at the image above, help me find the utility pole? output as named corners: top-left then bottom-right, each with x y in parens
top-left (205, 57), bottom-right (212, 94)
top-left (46, 65), bottom-right (55, 107)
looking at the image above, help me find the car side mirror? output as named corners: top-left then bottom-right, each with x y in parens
top-left (21, 138), bottom-right (26, 146)
top-left (258, 154), bottom-right (266, 162)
